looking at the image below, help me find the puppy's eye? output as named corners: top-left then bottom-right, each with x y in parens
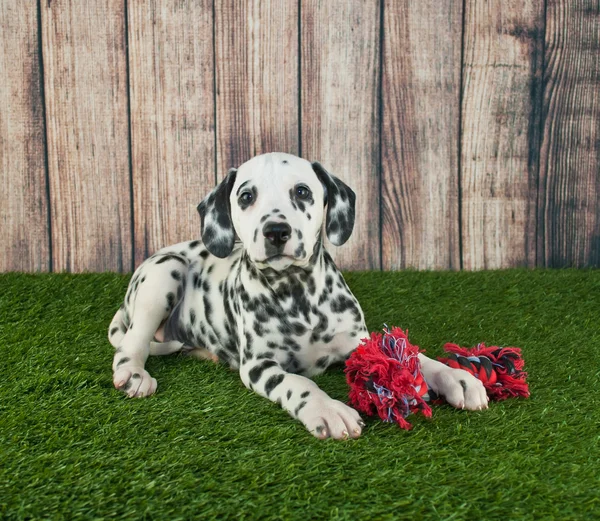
top-left (239, 191), bottom-right (254, 205)
top-left (295, 185), bottom-right (311, 200)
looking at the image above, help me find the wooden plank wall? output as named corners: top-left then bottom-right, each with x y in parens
top-left (381, 1), bottom-right (462, 270)
top-left (0, 1), bottom-right (50, 272)
top-left (42, 0), bottom-right (132, 272)
top-left (128, 0), bottom-right (215, 264)
top-left (461, 0), bottom-right (544, 269)
top-left (0, 0), bottom-right (598, 272)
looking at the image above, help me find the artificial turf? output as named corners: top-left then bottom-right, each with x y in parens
top-left (1, 270), bottom-right (599, 520)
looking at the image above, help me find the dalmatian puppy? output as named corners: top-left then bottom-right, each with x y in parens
top-left (108, 152), bottom-right (488, 439)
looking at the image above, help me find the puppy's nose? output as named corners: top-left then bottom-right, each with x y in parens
top-left (263, 222), bottom-right (292, 247)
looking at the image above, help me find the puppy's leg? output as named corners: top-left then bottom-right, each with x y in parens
top-left (112, 256), bottom-right (187, 398)
top-left (240, 351), bottom-right (363, 440)
top-left (419, 354), bottom-right (488, 410)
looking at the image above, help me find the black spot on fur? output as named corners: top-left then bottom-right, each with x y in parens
top-left (290, 322), bottom-right (307, 335)
top-left (192, 273), bottom-right (201, 289)
top-left (253, 321), bottom-right (266, 337)
top-left (330, 294), bottom-right (361, 321)
top-left (265, 374), bottom-right (285, 397)
top-left (294, 401), bottom-right (307, 416)
top-left (286, 338), bottom-right (302, 352)
top-left (116, 357), bottom-right (130, 368)
top-left (249, 360), bottom-right (278, 384)
top-left (306, 276), bottom-right (316, 295)
top-left (316, 356), bottom-right (329, 369)
top-left (155, 254), bottom-right (186, 265)
top-left (203, 296), bottom-right (213, 325)
top-left (166, 292), bottom-right (175, 310)
top-left (294, 243), bottom-right (305, 258)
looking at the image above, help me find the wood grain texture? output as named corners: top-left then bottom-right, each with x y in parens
top-left (538, 0), bottom-right (600, 267)
top-left (41, 0), bottom-right (131, 272)
top-left (461, 0), bottom-right (545, 269)
top-left (215, 0), bottom-right (299, 174)
top-left (0, 1), bottom-right (50, 272)
top-left (301, 0), bottom-right (380, 270)
top-left (128, 0), bottom-right (215, 265)
top-left (381, 1), bottom-right (462, 270)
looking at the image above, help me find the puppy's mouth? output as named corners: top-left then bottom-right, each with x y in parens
top-left (254, 253), bottom-right (297, 271)
top-left (265, 254), bottom-right (294, 262)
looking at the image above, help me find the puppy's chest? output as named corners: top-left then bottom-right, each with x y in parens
top-left (238, 272), bottom-right (361, 367)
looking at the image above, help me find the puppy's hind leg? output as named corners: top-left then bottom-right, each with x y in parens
top-left (112, 256), bottom-right (187, 398)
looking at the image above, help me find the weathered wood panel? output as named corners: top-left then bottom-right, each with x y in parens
top-left (128, 0), bottom-right (215, 264)
top-left (461, 0), bottom-right (545, 269)
top-left (301, 0), bottom-right (380, 270)
top-left (538, 0), bottom-right (600, 268)
top-left (41, 0), bottom-right (131, 272)
top-left (0, 1), bottom-right (50, 272)
top-left (215, 0), bottom-right (299, 174)
top-left (381, 1), bottom-right (462, 270)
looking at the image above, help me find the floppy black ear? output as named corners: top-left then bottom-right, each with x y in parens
top-left (197, 168), bottom-right (237, 258)
top-left (312, 162), bottom-right (356, 246)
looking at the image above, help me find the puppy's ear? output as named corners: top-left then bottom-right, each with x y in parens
top-left (197, 168), bottom-right (237, 258)
top-left (312, 162), bottom-right (356, 246)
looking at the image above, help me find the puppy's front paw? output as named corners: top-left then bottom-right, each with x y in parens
top-left (428, 367), bottom-right (488, 411)
top-left (298, 396), bottom-right (364, 440)
top-left (113, 366), bottom-right (157, 398)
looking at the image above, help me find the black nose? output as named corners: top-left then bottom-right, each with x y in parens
top-left (263, 222), bottom-right (292, 248)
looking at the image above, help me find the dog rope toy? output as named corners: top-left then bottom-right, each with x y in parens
top-left (345, 326), bottom-right (529, 430)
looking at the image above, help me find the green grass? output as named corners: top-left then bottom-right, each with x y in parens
top-left (1, 270), bottom-right (599, 520)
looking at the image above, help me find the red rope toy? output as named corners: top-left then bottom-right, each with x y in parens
top-left (345, 326), bottom-right (529, 430)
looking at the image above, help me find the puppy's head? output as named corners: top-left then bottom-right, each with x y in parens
top-left (197, 152), bottom-right (355, 271)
